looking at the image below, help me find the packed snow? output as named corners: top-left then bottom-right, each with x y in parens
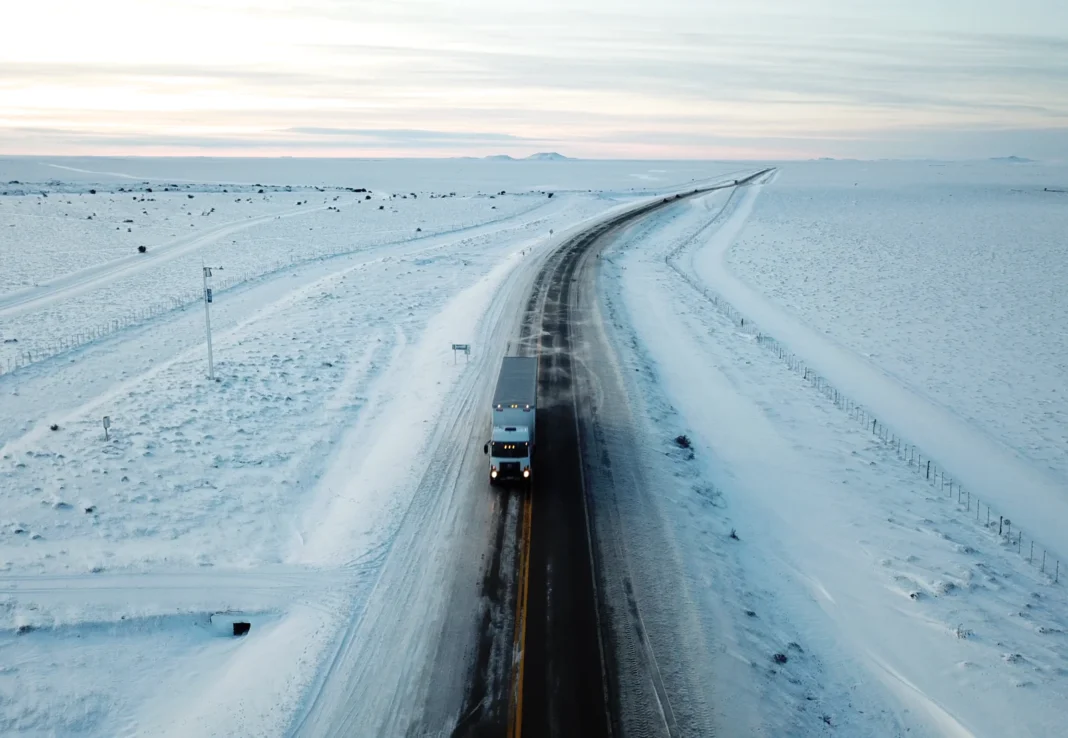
top-left (599, 177), bottom-right (1068, 737)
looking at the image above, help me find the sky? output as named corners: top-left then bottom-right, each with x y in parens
top-left (2, 0), bottom-right (1067, 160)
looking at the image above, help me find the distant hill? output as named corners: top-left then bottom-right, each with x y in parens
top-left (990, 156), bottom-right (1034, 163)
top-left (480, 152), bottom-right (572, 161)
top-left (525, 152), bottom-right (571, 161)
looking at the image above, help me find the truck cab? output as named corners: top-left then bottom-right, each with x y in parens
top-left (487, 424), bottom-right (533, 484)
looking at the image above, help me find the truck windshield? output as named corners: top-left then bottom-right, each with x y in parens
top-left (491, 442), bottom-right (528, 458)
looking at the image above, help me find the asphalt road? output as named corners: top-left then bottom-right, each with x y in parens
top-left (451, 172), bottom-right (770, 738)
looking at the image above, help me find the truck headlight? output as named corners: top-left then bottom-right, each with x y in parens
top-left (523, 468), bottom-right (530, 479)
top-left (490, 469), bottom-right (498, 479)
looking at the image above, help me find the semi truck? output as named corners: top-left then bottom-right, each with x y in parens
top-left (484, 356), bottom-right (537, 485)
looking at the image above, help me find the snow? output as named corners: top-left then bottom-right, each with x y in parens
top-left (0, 185), bottom-right (543, 373)
top-left (690, 182), bottom-right (1068, 564)
top-left (0, 613), bottom-right (246, 735)
top-left (0, 158), bottom-right (744, 736)
top-left (726, 161), bottom-right (1068, 488)
top-left (0, 155), bottom-right (746, 196)
top-left (5, 154), bottom-right (1064, 736)
top-left (600, 179), bottom-right (1068, 736)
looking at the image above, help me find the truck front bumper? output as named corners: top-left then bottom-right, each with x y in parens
top-left (490, 460), bottom-right (531, 483)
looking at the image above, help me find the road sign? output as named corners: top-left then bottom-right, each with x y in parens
top-left (451, 344), bottom-right (471, 363)
top-left (102, 416), bottom-right (111, 441)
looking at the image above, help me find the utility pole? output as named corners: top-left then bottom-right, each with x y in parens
top-left (203, 265), bottom-right (222, 380)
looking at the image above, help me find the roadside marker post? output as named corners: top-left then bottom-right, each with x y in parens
top-left (203, 266), bottom-right (223, 380)
top-left (102, 416), bottom-right (110, 441)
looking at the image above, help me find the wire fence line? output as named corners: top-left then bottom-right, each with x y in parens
top-left (0, 203), bottom-right (539, 379)
top-left (666, 254), bottom-right (1061, 587)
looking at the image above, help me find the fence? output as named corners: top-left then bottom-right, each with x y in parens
top-left (0, 200), bottom-right (543, 379)
top-left (0, 256), bottom-right (296, 377)
top-left (665, 240), bottom-right (1061, 587)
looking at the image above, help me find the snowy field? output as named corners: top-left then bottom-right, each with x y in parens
top-left (0, 181), bottom-right (539, 373)
top-left (1, 156), bottom-right (754, 194)
top-left (600, 183), bottom-right (1068, 737)
top-left (0, 156), bottom-right (743, 735)
top-left (726, 160), bottom-right (1068, 484)
top-left (2, 156), bottom-right (1065, 736)
top-left (0, 156), bottom-right (751, 373)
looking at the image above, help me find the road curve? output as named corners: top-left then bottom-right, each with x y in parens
top-left (452, 170), bottom-right (771, 738)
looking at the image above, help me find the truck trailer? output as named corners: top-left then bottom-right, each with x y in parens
top-left (484, 356), bottom-right (537, 485)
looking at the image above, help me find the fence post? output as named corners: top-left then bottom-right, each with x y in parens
top-left (1030, 541), bottom-right (1034, 563)
top-left (999, 515), bottom-right (1003, 535)
top-left (1041, 550), bottom-right (1046, 573)
top-left (926, 460), bottom-right (931, 479)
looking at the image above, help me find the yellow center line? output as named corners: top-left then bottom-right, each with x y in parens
top-left (508, 491), bottom-right (533, 738)
top-left (508, 293), bottom-right (546, 738)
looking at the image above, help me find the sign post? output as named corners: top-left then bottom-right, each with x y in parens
top-left (102, 416), bottom-right (111, 441)
top-left (203, 266), bottom-right (222, 380)
top-left (451, 344), bottom-right (471, 364)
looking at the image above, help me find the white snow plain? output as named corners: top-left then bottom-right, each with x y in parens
top-left (3, 156), bottom-right (1065, 736)
top-left (0, 157), bottom-right (742, 735)
top-left (727, 161), bottom-right (1068, 489)
top-left (600, 171), bottom-right (1068, 737)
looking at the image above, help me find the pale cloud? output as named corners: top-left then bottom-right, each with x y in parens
top-left (2, 0), bottom-right (1066, 158)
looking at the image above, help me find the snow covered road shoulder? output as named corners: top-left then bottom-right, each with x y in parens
top-left (717, 163), bottom-right (1068, 560)
top-left (599, 189), bottom-right (1068, 737)
top-left (0, 184), bottom-right (609, 734)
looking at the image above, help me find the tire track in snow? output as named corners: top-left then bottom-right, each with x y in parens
top-left (288, 246), bottom-right (543, 737)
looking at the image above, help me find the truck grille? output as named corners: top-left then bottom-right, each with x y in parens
top-left (499, 462), bottom-right (521, 476)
